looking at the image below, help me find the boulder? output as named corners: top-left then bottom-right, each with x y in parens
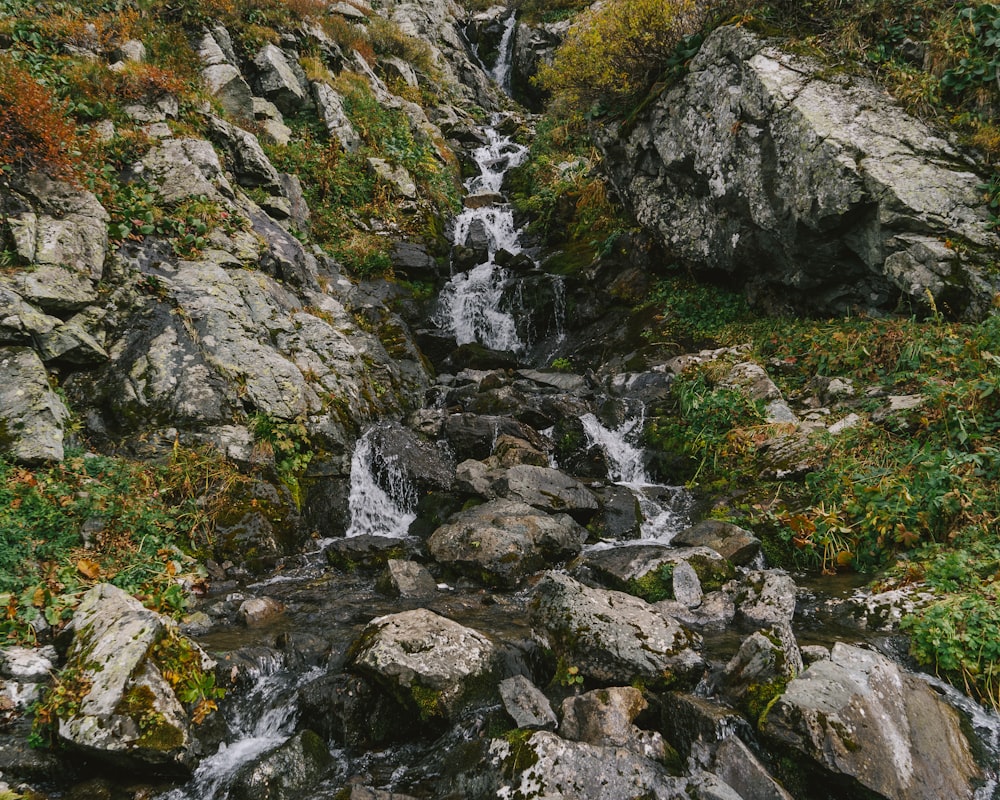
top-left (0, 347), bottom-right (70, 464)
top-left (365, 421), bottom-right (455, 494)
top-left (488, 730), bottom-right (689, 799)
top-left (324, 535), bottom-right (420, 572)
top-left (367, 158), bottom-right (417, 199)
top-left (492, 464), bottom-right (599, 521)
top-left (54, 584), bottom-right (214, 773)
top-left (376, 559), bottom-right (437, 599)
top-left (719, 623), bottom-right (802, 722)
top-left (498, 675), bottom-right (557, 731)
top-left (734, 570), bottom-right (798, 628)
top-left (237, 597), bottom-right (285, 626)
top-left (230, 730), bottom-right (331, 800)
top-left (598, 24), bottom-right (1000, 319)
top-left (442, 413), bottom-right (541, 461)
top-left (708, 736), bottom-right (794, 800)
top-left (141, 138), bottom-right (235, 204)
top-left (427, 499), bottom-right (586, 588)
top-left (583, 544), bottom-right (736, 603)
top-left (762, 643), bottom-right (984, 800)
top-left (673, 520), bottom-right (762, 566)
top-left (560, 686), bottom-right (647, 748)
top-left (347, 608), bottom-right (497, 723)
top-left (510, 20), bottom-right (568, 110)
top-left (659, 693), bottom-right (753, 761)
top-left (531, 572), bottom-right (704, 688)
top-left (205, 115), bottom-right (282, 191)
top-left (250, 44), bottom-right (309, 115)
top-left (197, 29), bottom-right (253, 120)
top-left (312, 81), bottom-right (362, 153)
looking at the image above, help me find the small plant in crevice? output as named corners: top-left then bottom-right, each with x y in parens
top-left (250, 413), bottom-right (313, 508)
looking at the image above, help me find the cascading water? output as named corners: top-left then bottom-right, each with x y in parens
top-left (580, 411), bottom-right (693, 542)
top-left (490, 12), bottom-right (518, 93)
top-left (160, 659), bottom-right (328, 800)
top-left (345, 427), bottom-right (417, 539)
top-left (434, 126), bottom-right (531, 353)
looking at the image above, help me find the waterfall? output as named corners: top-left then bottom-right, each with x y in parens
top-left (580, 412), bottom-right (693, 542)
top-left (345, 427), bottom-right (417, 539)
top-left (433, 126), bottom-right (531, 352)
top-left (160, 659), bottom-right (325, 800)
top-left (491, 11), bottom-right (518, 93)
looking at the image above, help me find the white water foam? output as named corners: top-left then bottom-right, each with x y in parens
top-left (345, 427), bottom-right (417, 539)
top-left (580, 411), bottom-right (693, 542)
top-left (491, 12), bottom-right (518, 93)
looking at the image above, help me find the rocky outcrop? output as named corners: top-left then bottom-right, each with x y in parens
top-left (598, 24), bottom-right (1000, 320)
top-left (53, 584), bottom-right (214, 773)
top-left (762, 643), bottom-right (984, 800)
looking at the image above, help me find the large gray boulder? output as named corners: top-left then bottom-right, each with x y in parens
top-left (0, 347), bottom-right (70, 463)
top-left (762, 642), bottom-right (984, 800)
top-left (311, 81), bottom-right (362, 153)
top-left (197, 29), bottom-right (253, 120)
top-left (250, 44), bottom-right (310, 115)
top-left (488, 730), bottom-right (690, 799)
top-left (53, 584), bottom-right (214, 773)
top-left (531, 572), bottom-right (704, 688)
top-left (347, 608), bottom-right (497, 723)
top-left (427, 499), bottom-right (586, 587)
top-left (598, 24), bottom-right (1000, 319)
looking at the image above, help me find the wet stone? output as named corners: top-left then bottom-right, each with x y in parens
top-left (498, 675), bottom-right (557, 730)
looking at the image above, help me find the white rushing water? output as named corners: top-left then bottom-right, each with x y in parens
top-left (490, 12), bottom-right (518, 93)
top-left (434, 126), bottom-right (531, 352)
top-left (580, 411), bottom-right (693, 542)
top-left (160, 659), bottom-right (323, 800)
top-left (345, 427), bottom-right (417, 538)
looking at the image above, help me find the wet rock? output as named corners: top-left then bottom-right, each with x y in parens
top-left (347, 608), bottom-right (497, 724)
top-left (298, 672), bottom-right (399, 747)
top-left (531, 572), bottom-right (704, 688)
top-left (324, 535), bottom-right (419, 572)
top-left (0, 347), bottom-right (71, 464)
top-left (708, 736), bottom-right (794, 800)
top-left (442, 413), bottom-right (541, 461)
top-left (391, 241), bottom-right (440, 281)
top-left (659, 693), bottom-right (753, 761)
top-left (673, 520), bottom-right (762, 566)
top-left (461, 218), bottom-right (490, 263)
top-left (250, 44), bottom-right (309, 114)
top-left (377, 559), bottom-right (437, 599)
top-left (488, 730), bottom-right (689, 799)
top-left (493, 464), bottom-right (598, 521)
top-left (427, 499), bottom-right (586, 588)
top-left (560, 686), bottom-right (647, 747)
top-left (488, 434), bottom-right (549, 468)
top-left (510, 20), bottom-right (568, 110)
top-left (56, 584), bottom-right (213, 773)
top-left (589, 486), bottom-right (642, 540)
top-left (762, 643), bottom-right (984, 800)
top-left (346, 787), bottom-right (421, 800)
top-left (720, 623), bottom-right (802, 721)
top-left (214, 480), bottom-right (303, 574)
top-left (498, 675), bottom-right (557, 730)
top-left (238, 597), bottom-right (285, 626)
top-left (734, 569), bottom-right (798, 628)
top-left (366, 421), bottom-right (455, 494)
top-left (584, 544), bottom-right (736, 603)
top-left (230, 730), bottom-right (331, 800)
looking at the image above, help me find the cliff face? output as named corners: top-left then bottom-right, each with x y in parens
top-left (596, 25), bottom-right (1000, 319)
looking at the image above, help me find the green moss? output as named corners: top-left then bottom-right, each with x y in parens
top-left (410, 683), bottom-right (444, 721)
top-left (626, 563), bottom-right (675, 602)
top-left (500, 728), bottom-right (540, 774)
top-left (117, 684), bottom-right (185, 751)
top-left (746, 678), bottom-right (788, 727)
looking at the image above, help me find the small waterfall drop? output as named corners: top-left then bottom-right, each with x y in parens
top-left (160, 659), bottom-right (325, 800)
top-left (434, 126), bottom-right (531, 352)
top-left (581, 412), bottom-right (693, 542)
top-left (491, 11), bottom-right (518, 93)
top-left (345, 427), bottom-right (417, 538)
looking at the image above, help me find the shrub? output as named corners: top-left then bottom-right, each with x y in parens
top-left (0, 55), bottom-right (82, 182)
top-left (536, 0), bottom-right (709, 110)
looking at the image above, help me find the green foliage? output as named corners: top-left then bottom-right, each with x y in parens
top-left (0, 446), bottom-right (250, 643)
top-left (251, 413), bottom-right (313, 507)
top-left (151, 628), bottom-right (225, 723)
top-left (554, 659), bottom-right (585, 688)
top-left (536, 0), bottom-right (709, 112)
top-left (28, 665), bottom-right (90, 748)
top-left (940, 4), bottom-right (1000, 96)
top-left (626, 563), bottom-right (676, 602)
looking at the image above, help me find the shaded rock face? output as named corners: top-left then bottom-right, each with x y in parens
top-left (230, 730), bottom-right (331, 800)
top-left (598, 24), bottom-right (1000, 320)
top-left (0, 347), bottom-right (71, 464)
top-left (762, 642), bottom-right (983, 800)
